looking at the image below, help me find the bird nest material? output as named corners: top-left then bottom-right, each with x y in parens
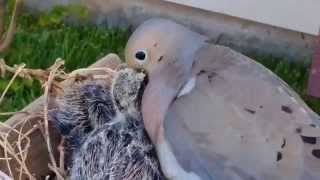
top-left (0, 54), bottom-right (121, 180)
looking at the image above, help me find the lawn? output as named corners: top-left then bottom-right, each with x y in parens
top-left (0, 5), bottom-right (319, 122)
top-left (0, 6), bottom-right (129, 121)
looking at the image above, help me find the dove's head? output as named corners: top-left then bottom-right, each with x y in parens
top-left (126, 18), bottom-right (207, 77)
top-left (125, 19), bottom-right (208, 143)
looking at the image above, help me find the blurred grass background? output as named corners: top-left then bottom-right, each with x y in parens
top-left (0, 2), bottom-right (319, 122)
top-left (0, 4), bottom-right (129, 121)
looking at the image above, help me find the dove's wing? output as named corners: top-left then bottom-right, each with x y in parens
top-left (164, 45), bottom-right (320, 180)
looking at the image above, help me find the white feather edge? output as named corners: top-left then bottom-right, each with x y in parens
top-left (157, 139), bottom-right (201, 180)
top-left (156, 77), bottom-right (199, 179)
top-left (177, 77), bottom-right (196, 98)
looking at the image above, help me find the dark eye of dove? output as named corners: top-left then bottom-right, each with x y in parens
top-left (134, 50), bottom-right (148, 64)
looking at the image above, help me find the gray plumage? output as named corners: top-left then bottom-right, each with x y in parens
top-left (125, 18), bottom-right (320, 180)
top-left (49, 68), bottom-right (164, 180)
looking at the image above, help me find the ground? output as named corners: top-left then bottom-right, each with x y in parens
top-left (0, 6), bottom-right (319, 122)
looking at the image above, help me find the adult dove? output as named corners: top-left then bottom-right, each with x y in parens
top-left (125, 18), bottom-right (320, 180)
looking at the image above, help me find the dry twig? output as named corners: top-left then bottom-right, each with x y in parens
top-left (58, 138), bottom-right (65, 173)
top-left (41, 58), bottom-right (65, 180)
top-left (0, 0), bottom-right (5, 36)
top-left (0, 111), bottom-right (28, 116)
top-left (0, 0), bottom-right (23, 53)
top-left (0, 63), bottom-right (25, 105)
top-left (0, 115), bottom-right (37, 180)
top-left (0, 57), bottom-right (116, 179)
top-left (0, 58), bottom-right (49, 81)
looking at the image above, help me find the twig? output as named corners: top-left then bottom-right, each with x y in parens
top-left (0, 115), bottom-right (36, 180)
top-left (0, 59), bottom-right (67, 95)
top-left (58, 138), bottom-right (65, 173)
top-left (0, 135), bottom-right (33, 179)
top-left (1, 134), bottom-right (13, 178)
top-left (0, 157), bottom-right (11, 160)
top-left (0, 0), bottom-right (5, 37)
top-left (0, 111), bottom-right (28, 116)
top-left (0, 59), bottom-right (115, 88)
top-left (42, 58), bottom-right (65, 180)
top-left (0, 0), bottom-right (23, 53)
top-left (0, 111), bottom-right (39, 179)
top-left (0, 57), bottom-right (117, 179)
top-left (16, 116), bottom-right (31, 180)
top-left (0, 115), bottom-right (34, 136)
top-left (0, 59), bottom-right (47, 80)
top-left (0, 64), bottom-right (25, 106)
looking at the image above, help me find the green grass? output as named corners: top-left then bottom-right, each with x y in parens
top-left (0, 8), bottom-right (320, 122)
top-left (0, 12), bottom-right (129, 121)
top-left (253, 55), bottom-right (320, 114)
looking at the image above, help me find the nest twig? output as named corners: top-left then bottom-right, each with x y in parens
top-left (0, 59), bottom-right (66, 180)
top-left (0, 63), bottom-right (25, 105)
top-left (0, 113), bottom-right (38, 180)
top-left (0, 0), bottom-right (23, 53)
top-left (0, 57), bottom-right (116, 179)
top-left (41, 58), bottom-right (65, 180)
top-left (0, 0), bottom-right (117, 178)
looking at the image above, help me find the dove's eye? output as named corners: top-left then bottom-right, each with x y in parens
top-left (134, 50), bottom-right (147, 63)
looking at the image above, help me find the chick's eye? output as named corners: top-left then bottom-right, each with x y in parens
top-left (134, 50), bottom-right (147, 62)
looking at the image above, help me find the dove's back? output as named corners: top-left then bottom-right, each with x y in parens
top-left (164, 44), bottom-right (320, 180)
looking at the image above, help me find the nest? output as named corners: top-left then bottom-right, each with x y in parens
top-left (0, 54), bottom-right (121, 180)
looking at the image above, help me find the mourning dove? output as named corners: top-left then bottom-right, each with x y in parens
top-left (125, 18), bottom-right (320, 180)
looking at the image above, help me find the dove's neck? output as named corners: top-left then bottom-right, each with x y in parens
top-left (141, 79), bottom-right (177, 144)
top-left (142, 38), bottom-right (208, 144)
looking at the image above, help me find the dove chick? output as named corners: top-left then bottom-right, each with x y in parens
top-left (50, 68), bottom-right (164, 180)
